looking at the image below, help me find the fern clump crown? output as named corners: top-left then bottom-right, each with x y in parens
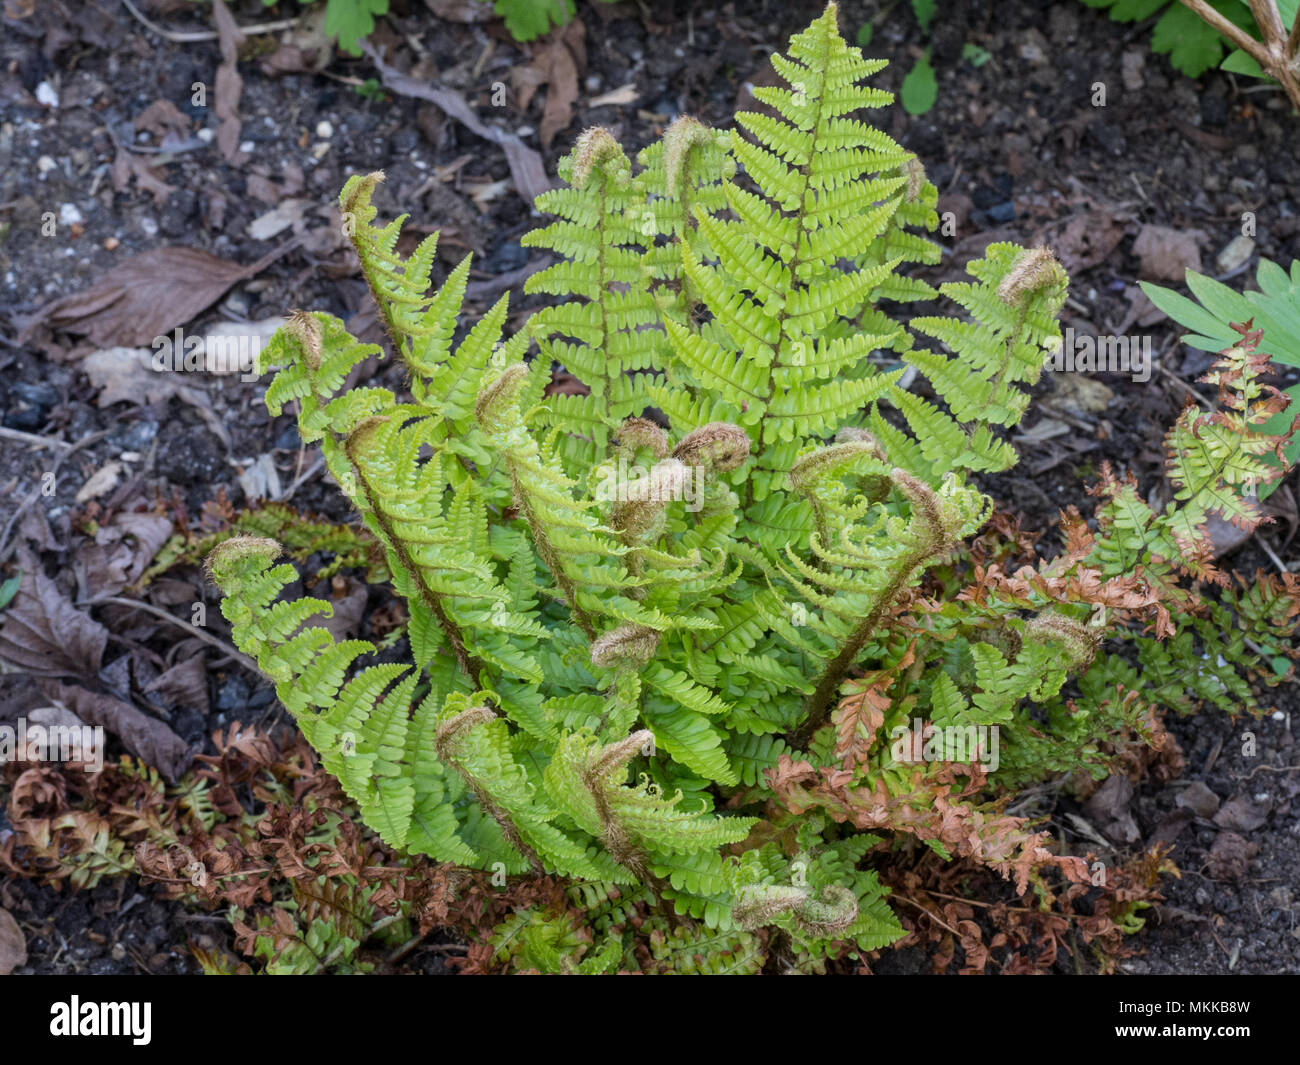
top-left (209, 3), bottom-right (1299, 973)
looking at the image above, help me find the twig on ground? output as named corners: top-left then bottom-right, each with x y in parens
top-left (120, 0), bottom-right (300, 43)
top-left (0, 426), bottom-right (74, 451)
top-left (82, 595), bottom-right (260, 676)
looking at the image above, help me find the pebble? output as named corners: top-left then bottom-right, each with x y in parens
top-left (239, 140), bottom-right (254, 154)
top-left (315, 119), bottom-right (333, 139)
top-left (58, 203), bottom-right (82, 226)
top-left (12, 382), bottom-right (60, 408)
top-left (140, 216), bottom-right (158, 236)
top-left (35, 81), bottom-right (59, 107)
top-left (1217, 234), bottom-right (1255, 274)
top-left (37, 155), bottom-right (57, 174)
top-left (197, 128), bottom-right (215, 143)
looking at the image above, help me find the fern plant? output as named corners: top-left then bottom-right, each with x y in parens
top-left (209, 3), bottom-right (1299, 973)
top-left (1142, 258), bottom-right (1300, 470)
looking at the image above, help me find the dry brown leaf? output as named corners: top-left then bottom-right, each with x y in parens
top-left (81, 347), bottom-right (200, 406)
top-left (539, 37), bottom-right (579, 148)
top-left (301, 576), bottom-right (368, 642)
top-left (73, 461), bottom-right (123, 504)
top-left (1051, 211), bottom-right (1124, 274)
top-left (247, 199), bottom-right (310, 241)
top-left (18, 246), bottom-right (284, 348)
top-left (111, 147), bottom-right (177, 204)
top-left (76, 512), bottom-right (174, 598)
top-left (39, 679), bottom-right (192, 783)
top-left (589, 83), bottom-right (640, 107)
top-left (134, 98), bottom-right (193, 141)
top-left (144, 653), bottom-right (210, 715)
top-left (0, 550), bottom-right (109, 680)
top-left (1132, 224), bottom-right (1204, 282)
top-left (0, 909), bottom-right (26, 976)
top-left (78, 347), bottom-right (234, 447)
top-left (213, 0), bottom-right (245, 163)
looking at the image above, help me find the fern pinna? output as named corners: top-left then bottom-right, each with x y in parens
top-left (209, 3), bottom-right (1299, 973)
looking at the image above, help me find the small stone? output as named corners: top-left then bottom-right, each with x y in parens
top-left (1018, 31), bottom-right (1048, 65)
top-left (315, 119), bottom-right (333, 139)
top-left (35, 81), bottom-right (59, 107)
top-left (197, 128), bottom-right (215, 143)
top-left (12, 383), bottom-right (59, 408)
top-left (239, 140), bottom-right (255, 154)
top-left (37, 155), bottom-right (57, 174)
top-left (1217, 234), bottom-right (1255, 274)
top-left (103, 236), bottom-right (120, 251)
top-left (139, 216), bottom-right (158, 236)
top-left (1121, 49), bottom-right (1145, 91)
top-left (58, 203), bottom-right (83, 226)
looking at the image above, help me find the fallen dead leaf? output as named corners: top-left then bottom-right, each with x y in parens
top-left (247, 199), bottom-right (310, 241)
top-left (0, 909), bottom-right (26, 976)
top-left (212, 0), bottom-right (245, 163)
top-left (111, 147), bottom-right (176, 205)
top-left (589, 83), bottom-right (640, 108)
top-left (74, 461), bottom-right (123, 503)
top-left (1051, 211), bottom-right (1125, 275)
top-left (1213, 794), bottom-right (1271, 833)
top-left (1083, 772), bottom-right (1140, 843)
top-left (0, 549), bottom-right (109, 680)
top-left (1132, 224), bottom-right (1204, 282)
top-left (259, 4), bottom-right (331, 76)
top-left (76, 511), bottom-right (174, 598)
top-left (134, 98), bottom-right (193, 141)
top-left (1205, 509), bottom-right (1254, 556)
top-left (467, 179), bottom-right (511, 212)
top-left (236, 453), bottom-right (283, 502)
top-left (82, 347), bottom-right (201, 405)
top-left (143, 653), bottom-right (209, 716)
top-left (300, 576), bottom-right (368, 642)
top-left (537, 23), bottom-right (583, 148)
top-left (18, 246), bottom-right (288, 349)
top-left (40, 679), bottom-right (192, 782)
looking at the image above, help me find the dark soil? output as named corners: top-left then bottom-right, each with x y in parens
top-left (1, 0), bottom-right (1297, 974)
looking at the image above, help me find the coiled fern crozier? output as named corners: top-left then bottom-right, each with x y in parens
top-left (209, 4), bottom-right (1299, 973)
